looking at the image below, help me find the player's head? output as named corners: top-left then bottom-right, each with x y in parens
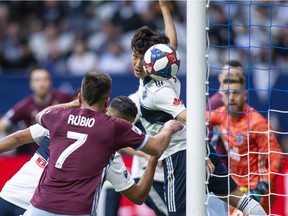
top-left (131, 26), bottom-right (169, 79)
top-left (29, 66), bottom-right (52, 98)
top-left (219, 60), bottom-right (245, 89)
top-left (222, 74), bottom-right (247, 113)
top-left (107, 96), bottom-right (138, 123)
top-left (80, 71), bottom-right (112, 111)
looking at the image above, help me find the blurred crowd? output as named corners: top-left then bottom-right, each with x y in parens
top-left (0, 0), bottom-right (186, 76)
top-left (209, 1), bottom-right (288, 73)
top-left (208, 0), bottom-right (288, 116)
top-left (0, 1), bottom-right (286, 78)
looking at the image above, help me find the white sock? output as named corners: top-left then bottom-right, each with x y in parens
top-left (236, 194), bottom-right (267, 215)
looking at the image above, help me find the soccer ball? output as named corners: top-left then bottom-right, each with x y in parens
top-left (143, 43), bottom-right (180, 81)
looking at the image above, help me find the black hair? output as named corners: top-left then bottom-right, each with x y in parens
top-left (109, 96), bottom-right (138, 122)
top-left (131, 26), bottom-right (169, 55)
top-left (81, 71), bottom-right (111, 106)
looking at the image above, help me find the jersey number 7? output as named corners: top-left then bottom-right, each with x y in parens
top-left (55, 131), bottom-right (88, 169)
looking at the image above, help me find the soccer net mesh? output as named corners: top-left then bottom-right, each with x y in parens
top-left (206, 1), bottom-right (288, 215)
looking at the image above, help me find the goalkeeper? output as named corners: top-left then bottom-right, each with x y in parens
top-left (208, 73), bottom-right (286, 214)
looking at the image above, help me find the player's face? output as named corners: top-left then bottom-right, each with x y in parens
top-left (222, 83), bottom-right (247, 112)
top-left (30, 69), bottom-right (51, 98)
top-left (131, 51), bottom-right (147, 80)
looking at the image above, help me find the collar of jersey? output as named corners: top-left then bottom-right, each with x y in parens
top-left (143, 76), bottom-right (152, 86)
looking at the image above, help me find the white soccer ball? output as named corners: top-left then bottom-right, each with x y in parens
top-left (143, 43), bottom-right (180, 81)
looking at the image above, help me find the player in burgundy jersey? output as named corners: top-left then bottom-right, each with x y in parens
top-left (0, 96), bottom-right (161, 216)
top-left (23, 71), bottom-right (183, 215)
top-left (0, 67), bottom-right (72, 154)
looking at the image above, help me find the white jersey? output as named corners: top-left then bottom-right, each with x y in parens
top-left (0, 124), bottom-right (48, 209)
top-left (129, 91), bottom-right (164, 182)
top-left (0, 124), bottom-right (135, 209)
top-left (138, 77), bottom-right (186, 160)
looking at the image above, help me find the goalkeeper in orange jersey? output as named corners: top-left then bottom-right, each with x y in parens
top-left (208, 73), bottom-right (286, 214)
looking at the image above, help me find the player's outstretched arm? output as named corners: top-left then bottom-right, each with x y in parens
top-left (0, 128), bottom-right (33, 154)
top-left (35, 100), bottom-right (80, 123)
top-left (141, 120), bottom-right (183, 157)
top-left (120, 156), bottom-right (159, 204)
top-left (159, 0), bottom-right (178, 49)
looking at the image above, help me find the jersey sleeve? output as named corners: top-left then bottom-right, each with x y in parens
top-left (154, 86), bottom-right (186, 119)
top-left (2, 99), bottom-right (30, 125)
top-left (207, 92), bottom-right (223, 111)
top-left (29, 124), bottom-right (49, 145)
top-left (253, 115), bottom-right (286, 182)
top-left (105, 152), bottom-right (135, 192)
top-left (39, 108), bottom-right (62, 130)
top-left (114, 118), bottom-right (148, 151)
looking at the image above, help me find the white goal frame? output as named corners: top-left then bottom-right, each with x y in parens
top-left (186, 0), bottom-right (207, 215)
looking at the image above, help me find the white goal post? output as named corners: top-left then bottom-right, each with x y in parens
top-left (186, 0), bottom-right (207, 215)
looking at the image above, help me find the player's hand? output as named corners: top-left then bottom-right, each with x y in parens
top-left (163, 120), bottom-right (184, 133)
top-left (247, 181), bottom-right (269, 203)
top-left (207, 158), bottom-right (215, 174)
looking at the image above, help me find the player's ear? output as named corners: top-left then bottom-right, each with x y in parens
top-left (243, 91), bottom-right (248, 101)
top-left (104, 97), bottom-right (110, 112)
top-left (78, 93), bottom-right (82, 105)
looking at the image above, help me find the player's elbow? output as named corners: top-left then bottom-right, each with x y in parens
top-left (128, 195), bottom-right (146, 205)
top-left (149, 148), bottom-right (162, 158)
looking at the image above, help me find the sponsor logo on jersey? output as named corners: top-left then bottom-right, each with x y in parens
top-left (36, 156), bottom-right (47, 168)
top-left (236, 134), bottom-right (243, 145)
top-left (173, 98), bottom-right (182, 106)
top-left (155, 80), bottom-right (164, 87)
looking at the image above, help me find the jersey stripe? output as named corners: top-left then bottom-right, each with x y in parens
top-left (140, 104), bottom-right (173, 124)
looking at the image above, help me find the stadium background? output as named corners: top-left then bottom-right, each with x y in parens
top-left (0, 1), bottom-right (287, 215)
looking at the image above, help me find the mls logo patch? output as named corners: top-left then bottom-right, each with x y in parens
top-left (236, 134), bottom-right (243, 145)
top-left (142, 87), bottom-right (147, 100)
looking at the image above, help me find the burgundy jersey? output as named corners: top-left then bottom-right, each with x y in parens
top-left (31, 107), bottom-right (147, 215)
top-left (3, 89), bottom-right (72, 127)
top-left (2, 89), bottom-right (72, 154)
top-left (207, 91), bottom-right (223, 110)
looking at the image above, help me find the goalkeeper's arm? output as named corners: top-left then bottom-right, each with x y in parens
top-left (223, 187), bottom-right (266, 215)
top-left (236, 193), bottom-right (266, 215)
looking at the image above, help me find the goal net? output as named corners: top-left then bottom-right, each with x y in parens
top-left (206, 1), bottom-right (288, 215)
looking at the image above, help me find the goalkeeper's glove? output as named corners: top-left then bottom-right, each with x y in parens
top-left (247, 181), bottom-right (269, 203)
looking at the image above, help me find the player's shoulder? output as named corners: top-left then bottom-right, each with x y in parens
top-left (51, 89), bottom-right (72, 101)
top-left (249, 106), bottom-right (268, 124)
top-left (15, 95), bottom-right (34, 106)
top-left (215, 105), bottom-right (226, 113)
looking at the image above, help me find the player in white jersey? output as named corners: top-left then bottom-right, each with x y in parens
top-left (129, 90), bottom-right (168, 216)
top-left (0, 96), bottom-right (161, 216)
top-left (130, 1), bottom-right (266, 215)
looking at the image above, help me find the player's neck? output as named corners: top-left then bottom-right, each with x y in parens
top-left (229, 113), bottom-right (242, 121)
top-left (34, 93), bottom-right (51, 104)
top-left (81, 103), bottom-right (104, 113)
